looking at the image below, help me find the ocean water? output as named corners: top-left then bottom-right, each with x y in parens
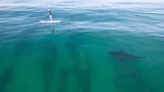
top-left (0, 0), bottom-right (164, 92)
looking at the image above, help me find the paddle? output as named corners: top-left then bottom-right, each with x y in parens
top-left (44, 16), bottom-right (49, 26)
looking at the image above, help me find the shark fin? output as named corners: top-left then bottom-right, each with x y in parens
top-left (118, 57), bottom-right (122, 61)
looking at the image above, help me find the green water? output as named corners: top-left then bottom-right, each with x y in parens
top-left (0, 1), bottom-right (164, 92)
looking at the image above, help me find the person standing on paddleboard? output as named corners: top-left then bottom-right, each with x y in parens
top-left (44, 9), bottom-right (53, 27)
top-left (47, 9), bottom-right (53, 21)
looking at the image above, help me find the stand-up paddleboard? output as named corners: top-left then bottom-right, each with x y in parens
top-left (40, 20), bottom-right (62, 23)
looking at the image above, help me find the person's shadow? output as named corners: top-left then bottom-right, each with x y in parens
top-left (47, 26), bottom-right (54, 34)
top-left (51, 27), bottom-right (54, 34)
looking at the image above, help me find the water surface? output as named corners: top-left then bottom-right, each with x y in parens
top-left (0, 1), bottom-right (164, 92)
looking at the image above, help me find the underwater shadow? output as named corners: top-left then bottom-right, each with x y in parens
top-left (0, 67), bottom-right (13, 92)
top-left (66, 33), bottom-right (91, 92)
top-left (40, 40), bottom-right (58, 92)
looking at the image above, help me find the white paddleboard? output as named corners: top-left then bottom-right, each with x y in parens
top-left (40, 20), bottom-right (62, 23)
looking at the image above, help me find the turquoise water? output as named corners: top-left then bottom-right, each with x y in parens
top-left (0, 1), bottom-right (164, 92)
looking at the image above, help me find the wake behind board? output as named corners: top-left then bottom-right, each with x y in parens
top-left (40, 20), bottom-right (62, 23)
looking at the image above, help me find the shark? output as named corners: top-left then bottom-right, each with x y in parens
top-left (108, 51), bottom-right (142, 61)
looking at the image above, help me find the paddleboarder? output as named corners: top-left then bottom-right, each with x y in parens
top-left (47, 9), bottom-right (53, 21)
top-left (44, 9), bottom-right (53, 27)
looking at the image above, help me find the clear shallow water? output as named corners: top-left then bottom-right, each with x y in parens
top-left (0, 1), bottom-right (164, 92)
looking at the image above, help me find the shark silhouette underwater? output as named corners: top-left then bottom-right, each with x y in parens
top-left (108, 51), bottom-right (142, 61)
